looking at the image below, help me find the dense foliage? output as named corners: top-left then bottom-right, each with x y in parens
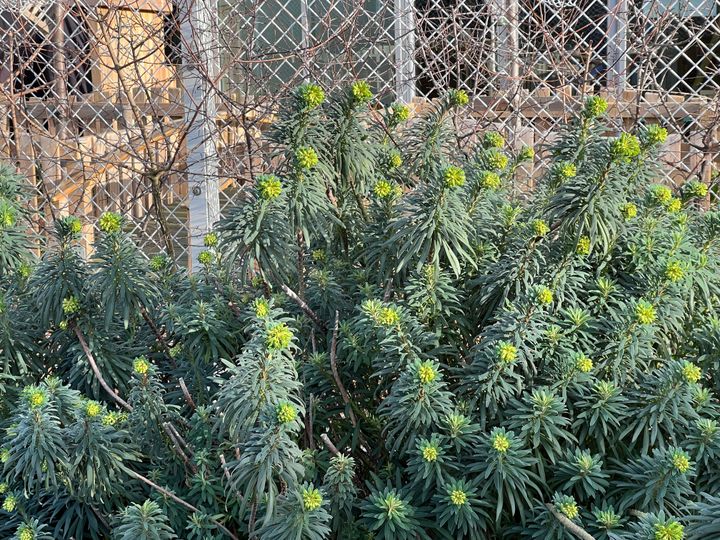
top-left (0, 85), bottom-right (719, 540)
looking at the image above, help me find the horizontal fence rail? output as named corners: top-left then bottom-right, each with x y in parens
top-left (0, 0), bottom-right (718, 265)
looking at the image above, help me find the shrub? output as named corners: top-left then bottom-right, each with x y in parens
top-left (0, 87), bottom-right (718, 539)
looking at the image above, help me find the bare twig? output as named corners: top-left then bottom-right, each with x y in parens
top-left (126, 469), bottom-right (239, 540)
top-left (328, 311), bottom-right (357, 427)
top-left (74, 325), bottom-right (132, 412)
top-left (320, 433), bottom-right (340, 456)
top-left (179, 377), bottom-right (197, 410)
top-left (280, 283), bottom-right (326, 331)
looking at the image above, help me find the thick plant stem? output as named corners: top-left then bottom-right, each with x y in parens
top-left (74, 325), bottom-right (132, 412)
top-left (281, 283), bottom-right (326, 331)
top-left (127, 469), bottom-right (239, 540)
top-left (545, 504), bottom-right (596, 540)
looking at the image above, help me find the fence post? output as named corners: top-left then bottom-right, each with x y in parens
top-left (394, 0), bottom-right (416, 103)
top-left (493, 0), bottom-right (520, 94)
top-left (606, 0), bottom-right (628, 94)
top-left (181, 0), bottom-right (220, 269)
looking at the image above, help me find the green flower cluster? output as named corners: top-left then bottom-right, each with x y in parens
top-left (258, 175), bottom-right (282, 200)
top-left (681, 361), bottom-right (701, 384)
top-left (65, 215), bottom-right (82, 235)
top-left (480, 171), bottom-right (501, 190)
top-left (556, 161), bottom-right (577, 180)
top-left (576, 236), bottom-right (591, 256)
top-left (449, 89), bottom-right (469, 107)
top-left (583, 96), bottom-right (608, 119)
top-left (555, 495), bottom-right (579, 520)
top-left (421, 442), bottom-right (439, 462)
top-left (671, 449), bottom-right (691, 473)
top-left (133, 356), bottom-right (150, 375)
top-left (276, 401), bottom-right (297, 424)
top-left (497, 341), bottom-right (517, 363)
top-left (390, 102), bottom-right (410, 123)
top-left (622, 202), bottom-right (638, 220)
top-left (654, 520), bottom-right (684, 540)
top-left (254, 298), bottom-right (269, 318)
top-left (518, 145), bottom-right (535, 161)
top-left (491, 429), bottom-right (511, 453)
top-left (532, 219), bottom-right (549, 237)
top-left (62, 296), bottom-right (80, 315)
top-left (483, 131), bottom-right (505, 149)
top-left (297, 83), bottom-right (325, 109)
top-left (665, 260), bottom-right (684, 282)
top-left (149, 254), bottom-right (169, 271)
top-left (575, 353), bottom-right (593, 373)
top-left (645, 124), bottom-right (668, 146)
top-left (0, 199), bottom-right (16, 229)
top-left (85, 400), bottom-right (102, 418)
top-left (687, 180), bottom-right (708, 199)
top-left (296, 147), bottom-right (319, 170)
top-left (203, 232), bottom-right (218, 247)
top-left (611, 133), bottom-right (641, 162)
top-left (417, 361), bottom-right (437, 384)
top-left (444, 166), bottom-right (466, 189)
top-left (486, 150), bottom-right (509, 170)
top-left (374, 179), bottom-right (394, 199)
top-left (302, 487), bottom-right (323, 511)
top-left (449, 489), bottom-right (467, 506)
top-left (98, 211), bottom-right (122, 234)
top-left (198, 251), bottom-right (213, 266)
top-left (536, 286), bottom-right (553, 305)
top-left (635, 300), bottom-right (656, 325)
top-left (267, 323), bottom-right (293, 350)
top-left (351, 81), bottom-right (373, 104)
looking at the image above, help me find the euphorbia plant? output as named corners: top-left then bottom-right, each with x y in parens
top-left (0, 85), bottom-right (719, 540)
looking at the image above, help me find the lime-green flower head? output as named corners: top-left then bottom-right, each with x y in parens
top-left (297, 83), bottom-right (325, 110)
top-left (483, 131), bottom-right (505, 149)
top-left (449, 488), bottom-right (467, 506)
top-left (681, 361), bottom-right (701, 384)
top-left (149, 254), bottom-right (169, 271)
top-left (532, 219), bottom-right (550, 237)
top-left (62, 296), bottom-right (80, 315)
top-left (257, 174), bottom-right (282, 201)
top-left (311, 249), bottom-right (325, 262)
top-left (670, 449), bottom-right (691, 474)
top-left (203, 232), bottom-right (218, 247)
top-left (390, 102), bottom-right (410, 123)
top-left (295, 147), bottom-right (319, 170)
top-left (554, 494), bottom-right (579, 520)
top-left (23, 386), bottom-right (46, 409)
top-left (654, 520), bottom-right (684, 540)
top-left (373, 179), bottom-right (394, 199)
top-left (102, 411), bottom-right (122, 427)
top-left (611, 133), bottom-right (641, 162)
top-left (17, 262), bottom-right (31, 280)
top-left (133, 356), bottom-right (151, 376)
top-left (556, 161), bottom-right (577, 180)
top-left (490, 428), bottom-right (512, 453)
top-left (302, 487), bottom-right (323, 511)
top-left (480, 171), bottom-right (502, 190)
top-left (85, 400), bottom-right (102, 418)
top-left (197, 250), bottom-right (213, 266)
top-left (583, 95), bottom-right (608, 119)
top-left (665, 260), bottom-right (684, 282)
top-left (61, 215), bottom-right (82, 236)
top-left (686, 180), bottom-right (708, 199)
top-left (377, 306), bottom-right (400, 327)
top-left (497, 341), bottom-right (517, 363)
top-left (576, 235), bottom-right (591, 256)
top-left (98, 211), bottom-right (122, 234)
top-left (536, 286), bottom-right (553, 306)
top-left (351, 80), bottom-right (373, 104)
top-left (253, 297), bottom-right (269, 318)
top-left (385, 149), bottom-right (403, 170)
top-left (622, 202), bottom-right (638, 220)
top-left (276, 401), bottom-right (297, 424)
top-left (267, 322), bottom-right (293, 350)
top-left (519, 145), bottom-right (535, 162)
top-left (16, 523), bottom-right (35, 540)
top-left (444, 166), bottom-right (466, 189)
top-left (0, 482), bottom-right (6, 495)
top-left (650, 184), bottom-right (673, 205)
top-left (666, 197), bottom-right (682, 213)
top-left (645, 124), bottom-right (668, 146)
top-left (635, 299), bottom-right (656, 325)
top-left (0, 198), bottom-right (16, 229)
top-left (448, 89), bottom-right (469, 107)
top-left (575, 353), bottom-right (593, 373)
top-left (417, 361), bottom-right (438, 385)
top-left (487, 150), bottom-right (509, 170)
top-left (0, 448), bottom-right (9, 463)
top-left (2, 493), bottom-right (17, 512)
top-left (420, 441), bottom-right (439, 462)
